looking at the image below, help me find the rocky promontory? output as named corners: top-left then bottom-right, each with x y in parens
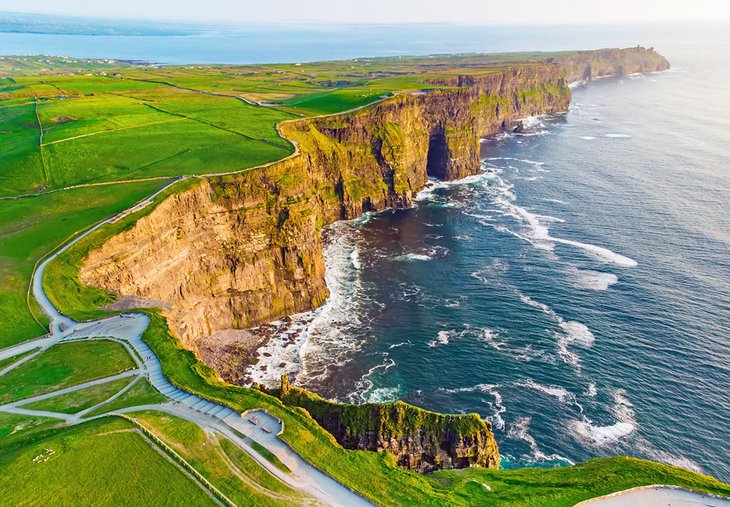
top-left (263, 375), bottom-right (500, 473)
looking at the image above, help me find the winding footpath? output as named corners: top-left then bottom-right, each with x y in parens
top-left (0, 183), bottom-right (372, 507)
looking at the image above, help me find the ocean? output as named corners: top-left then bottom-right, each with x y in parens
top-left (4, 19), bottom-right (728, 480)
top-left (249, 31), bottom-right (730, 481)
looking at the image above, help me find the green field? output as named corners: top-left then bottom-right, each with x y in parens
top-left (22, 376), bottom-right (134, 414)
top-left (0, 340), bottom-right (135, 404)
top-left (129, 410), bottom-right (308, 505)
top-left (0, 412), bottom-right (63, 454)
top-left (85, 378), bottom-right (167, 417)
top-left (0, 179), bottom-right (169, 347)
top-left (0, 348), bottom-right (38, 370)
top-left (0, 417), bottom-right (217, 506)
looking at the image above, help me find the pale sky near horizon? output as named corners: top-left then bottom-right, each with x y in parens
top-left (1, 0), bottom-right (728, 25)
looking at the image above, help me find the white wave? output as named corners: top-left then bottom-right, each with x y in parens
top-left (516, 379), bottom-right (576, 405)
top-left (605, 133), bottom-right (632, 138)
top-left (350, 247), bottom-right (361, 270)
top-left (245, 313), bottom-right (316, 387)
top-left (520, 115), bottom-right (545, 129)
top-left (581, 136), bottom-right (597, 140)
top-left (478, 328), bottom-right (507, 351)
top-left (294, 222), bottom-right (368, 386)
top-left (552, 237), bottom-right (637, 267)
top-left (444, 298), bottom-right (462, 308)
top-left (570, 389), bottom-right (637, 446)
top-left (488, 387), bottom-right (507, 430)
top-left (518, 292), bottom-right (595, 370)
top-left (394, 253), bottom-right (432, 262)
top-left (572, 269), bottom-right (619, 290)
top-left (585, 382), bottom-right (598, 397)
top-left (391, 282), bottom-right (422, 302)
top-left (394, 246), bottom-right (448, 263)
top-left (363, 386), bottom-right (401, 403)
top-left (352, 357), bottom-right (398, 403)
top-left (543, 198), bottom-right (567, 204)
top-left (640, 447), bottom-right (704, 474)
top-left (440, 383), bottom-right (494, 394)
top-left (475, 325), bottom-right (557, 364)
top-left (428, 329), bottom-right (455, 348)
top-left (534, 214), bottom-right (565, 223)
top-left (440, 383), bottom-right (506, 430)
top-left (557, 321), bottom-right (596, 368)
top-left (479, 166), bottom-right (637, 268)
top-left (508, 416), bottom-right (575, 464)
top-left (485, 157), bottom-right (545, 166)
top-left (415, 173), bottom-right (489, 201)
top-left (519, 292), bottom-right (554, 315)
top-left (351, 211), bottom-right (375, 225)
top-left (388, 341), bottom-right (411, 349)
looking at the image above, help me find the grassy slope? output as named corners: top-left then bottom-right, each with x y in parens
top-left (0, 340), bottom-right (135, 404)
top-left (431, 457), bottom-right (730, 506)
top-left (0, 347), bottom-right (38, 369)
top-left (22, 376), bottom-right (134, 414)
top-left (85, 378), bottom-right (167, 417)
top-left (0, 412), bottom-right (63, 454)
top-left (0, 179), bottom-right (168, 347)
top-left (129, 410), bottom-right (307, 506)
top-left (137, 313), bottom-right (730, 506)
top-left (0, 417), bottom-right (216, 507)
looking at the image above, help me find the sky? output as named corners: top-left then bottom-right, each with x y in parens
top-left (2, 0), bottom-right (729, 25)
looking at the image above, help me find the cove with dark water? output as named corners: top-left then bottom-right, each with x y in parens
top-left (4, 19), bottom-right (728, 480)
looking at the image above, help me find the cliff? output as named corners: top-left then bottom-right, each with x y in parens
top-left (263, 375), bottom-right (500, 473)
top-left (553, 46), bottom-right (670, 84)
top-left (79, 48), bottom-right (669, 354)
top-left (77, 46), bottom-right (668, 473)
top-left (81, 62), bottom-right (572, 349)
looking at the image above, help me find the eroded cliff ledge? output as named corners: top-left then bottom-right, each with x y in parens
top-left (263, 375), bottom-right (500, 473)
top-left (81, 47), bottom-right (667, 352)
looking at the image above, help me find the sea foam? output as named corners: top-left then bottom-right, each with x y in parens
top-left (569, 389), bottom-right (637, 446)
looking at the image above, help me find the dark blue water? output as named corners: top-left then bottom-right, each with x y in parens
top-left (251, 42), bottom-right (730, 481)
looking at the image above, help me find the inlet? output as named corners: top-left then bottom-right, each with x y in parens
top-left (426, 126), bottom-right (449, 179)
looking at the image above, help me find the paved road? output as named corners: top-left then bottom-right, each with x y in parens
top-left (0, 193), bottom-right (374, 507)
top-left (576, 485), bottom-right (730, 506)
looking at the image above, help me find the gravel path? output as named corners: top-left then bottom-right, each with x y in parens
top-left (0, 192), bottom-right (374, 507)
top-left (576, 485), bottom-right (730, 506)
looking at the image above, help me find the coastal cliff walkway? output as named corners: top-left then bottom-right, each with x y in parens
top-left (0, 196), bottom-right (373, 507)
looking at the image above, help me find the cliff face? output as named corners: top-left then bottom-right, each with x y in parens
top-left (80, 48), bottom-right (670, 350)
top-left (81, 63), bottom-right (571, 349)
top-left (78, 46), bottom-right (669, 473)
top-left (554, 46), bottom-right (670, 84)
top-left (265, 376), bottom-right (500, 473)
